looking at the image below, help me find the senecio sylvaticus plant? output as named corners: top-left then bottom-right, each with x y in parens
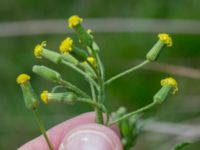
top-left (17, 15), bottom-right (182, 150)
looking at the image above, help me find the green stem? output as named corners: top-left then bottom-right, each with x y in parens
top-left (87, 46), bottom-right (105, 124)
top-left (33, 109), bottom-right (53, 150)
top-left (96, 53), bottom-right (104, 80)
top-left (109, 101), bottom-right (157, 125)
top-left (89, 82), bottom-right (104, 124)
top-left (77, 97), bottom-right (103, 110)
top-left (90, 82), bottom-right (97, 101)
top-left (58, 79), bottom-right (90, 98)
top-left (51, 85), bottom-right (64, 93)
top-left (105, 60), bottom-right (149, 85)
top-left (61, 60), bottom-right (99, 90)
top-left (94, 53), bottom-right (105, 103)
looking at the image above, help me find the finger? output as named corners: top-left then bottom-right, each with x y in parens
top-left (59, 123), bottom-right (122, 150)
top-left (18, 112), bottom-right (120, 150)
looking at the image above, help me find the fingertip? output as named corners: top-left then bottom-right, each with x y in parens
top-left (58, 123), bottom-right (123, 150)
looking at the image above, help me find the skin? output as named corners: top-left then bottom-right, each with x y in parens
top-left (18, 112), bottom-right (123, 150)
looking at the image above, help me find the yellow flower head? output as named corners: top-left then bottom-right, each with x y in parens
top-left (161, 77), bottom-right (178, 94)
top-left (68, 15), bottom-right (83, 28)
top-left (59, 37), bottom-right (73, 54)
top-left (17, 74), bottom-right (31, 84)
top-left (40, 90), bottom-right (49, 104)
top-left (158, 33), bottom-right (173, 47)
top-left (87, 56), bottom-right (96, 67)
top-left (34, 41), bottom-right (47, 58)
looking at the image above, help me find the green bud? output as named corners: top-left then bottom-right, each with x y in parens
top-left (92, 41), bottom-right (100, 51)
top-left (117, 107), bottom-right (127, 116)
top-left (49, 92), bottom-right (76, 104)
top-left (72, 46), bottom-right (88, 61)
top-left (42, 48), bottom-right (62, 64)
top-left (41, 91), bottom-right (76, 104)
top-left (146, 33), bottom-right (172, 61)
top-left (153, 85), bottom-right (172, 104)
top-left (20, 81), bottom-right (39, 110)
top-left (154, 77), bottom-right (178, 104)
top-left (146, 40), bottom-right (165, 61)
top-left (17, 74), bottom-right (39, 110)
top-left (32, 65), bottom-right (61, 82)
top-left (62, 53), bottom-right (79, 65)
top-left (73, 24), bottom-right (93, 47)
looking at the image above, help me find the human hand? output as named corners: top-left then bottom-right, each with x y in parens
top-left (18, 112), bottom-right (122, 150)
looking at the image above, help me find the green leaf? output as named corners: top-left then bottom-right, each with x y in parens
top-left (173, 141), bottom-right (191, 150)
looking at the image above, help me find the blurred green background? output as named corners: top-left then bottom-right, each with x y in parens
top-left (0, 0), bottom-right (200, 149)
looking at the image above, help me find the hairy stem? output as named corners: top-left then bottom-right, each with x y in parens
top-left (61, 60), bottom-right (99, 90)
top-left (77, 97), bottom-right (104, 110)
top-left (105, 60), bottom-right (150, 85)
top-left (33, 109), bottom-right (53, 150)
top-left (89, 82), bottom-right (104, 124)
top-left (58, 79), bottom-right (90, 98)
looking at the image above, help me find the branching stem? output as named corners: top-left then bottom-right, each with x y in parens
top-left (61, 60), bottom-right (99, 90)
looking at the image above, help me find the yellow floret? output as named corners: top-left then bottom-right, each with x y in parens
top-left (40, 90), bottom-right (49, 104)
top-left (87, 56), bottom-right (96, 67)
top-left (161, 77), bottom-right (178, 94)
top-left (68, 15), bottom-right (83, 28)
top-left (34, 41), bottom-right (47, 58)
top-left (59, 37), bottom-right (73, 54)
top-left (17, 74), bottom-right (31, 84)
top-left (158, 33), bottom-right (173, 47)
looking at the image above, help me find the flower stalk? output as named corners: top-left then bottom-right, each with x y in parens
top-left (16, 74), bottom-right (53, 150)
top-left (109, 101), bottom-right (157, 125)
top-left (105, 60), bottom-right (149, 85)
top-left (33, 109), bottom-right (53, 150)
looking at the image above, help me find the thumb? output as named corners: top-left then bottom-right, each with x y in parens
top-left (59, 123), bottom-right (122, 150)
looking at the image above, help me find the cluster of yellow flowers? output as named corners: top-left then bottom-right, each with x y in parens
top-left (33, 15), bottom-right (96, 67)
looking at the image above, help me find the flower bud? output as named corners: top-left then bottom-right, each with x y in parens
top-left (59, 37), bottom-right (88, 61)
top-left (32, 65), bottom-right (62, 82)
top-left (16, 74), bottom-right (39, 110)
top-left (146, 33), bottom-right (172, 61)
top-left (92, 41), bottom-right (100, 52)
top-left (34, 41), bottom-right (62, 64)
top-left (72, 46), bottom-right (88, 60)
top-left (42, 48), bottom-right (62, 64)
top-left (40, 90), bottom-right (76, 104)
top-left (61, 53), bottom-right (79, 65)
top-left (154, 77), bottom-right (178, 104)
top-left (68, 15), bottom-right (92, 47)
